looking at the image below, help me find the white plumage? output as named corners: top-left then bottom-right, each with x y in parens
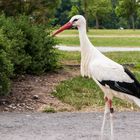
top-left (53, 15), bottom-right (140, 140)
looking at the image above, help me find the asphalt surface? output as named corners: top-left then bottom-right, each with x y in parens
top-left (0, 112), bottom-right (140, 140)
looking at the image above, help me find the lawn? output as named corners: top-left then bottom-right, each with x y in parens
top-left (58, 50), bottom-right (140, 68)
top-left (57, 37), bottom-right (140, 47)
top-left (59, 29), bottom-right (140, 35)
top-left (55, 29), bottom-right (140, 47)
top-left (53, 50), bottom-right (140, 111)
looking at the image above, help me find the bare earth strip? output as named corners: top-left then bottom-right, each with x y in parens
top-left (0, 67), bottom-right (79, 112)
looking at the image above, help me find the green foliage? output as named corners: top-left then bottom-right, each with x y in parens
top-left (115, 0), bottom-right (138, 18)
top-left (0, 15), bottom-right (31, 73)
top-left (53, 0), bottom-right (140, 29)
top-left (88, 0), bottom-right (112, 18)
top-left (68, 5), bottom-right (80, 18)
top-left (0, 0), bottom-right (61, 23)
top-left (1, 0), bottom-right (140, 29)
top-left (87, 0), bottom-right (112, 28)
top-left (0, 14), bottom-right (58, 95)
top-left (0, 29), bottom-right (13, 95)
top-left (0, 14), bottom-right (57, 74)
top-left (115, 0), bottom-right (140, 29)
top-left (0, 51), bottom-right (13, 95)
top-left (55, 0), bottom-right (81, 25)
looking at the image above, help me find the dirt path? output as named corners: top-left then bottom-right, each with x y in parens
top-left (0, 65), bottom-right (80, 112)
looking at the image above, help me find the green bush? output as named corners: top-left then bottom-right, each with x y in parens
top-left (0, 30), bottom-right (13, 95)
top-left (0, 15), bottom-right (57, 74)
top-left (0, 14), bottom-right (58, 95)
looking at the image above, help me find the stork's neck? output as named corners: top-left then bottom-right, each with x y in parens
top-left (78, 26), bottom-right (92, 50)
top-left (78, 25), bottom-right (95, 58)
top-left (78, 25), bottom-right (102, 77)
top-left (78, 25), bottom-right (94, 77)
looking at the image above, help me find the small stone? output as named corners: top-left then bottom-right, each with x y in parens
top-left (0, 99), bottom-right (10, 105)
top-left (4, 107), bottom-right (9, 111)
top-left (8, 104), bottom-right (16, 109)
top-left (26, 106), bottom-right (34, 110)
top-left (32, 95), bottom-right (39, 100)
top-left (50, 95), bottom-right (55, 98)
top-left (21, 103), bottom-right (26, 106)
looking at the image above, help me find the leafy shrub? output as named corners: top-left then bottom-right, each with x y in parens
top-left (0, 14), bottom-right (57, 95)
top-left (0, 30), bottom-right (13, 95)
top-left (0, 15), bottom-right (57, 74)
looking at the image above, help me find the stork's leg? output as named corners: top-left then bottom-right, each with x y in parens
top-left (109, 99), bottom-right (114, 140)
top-left (101, 97), bottom-right (110, 140)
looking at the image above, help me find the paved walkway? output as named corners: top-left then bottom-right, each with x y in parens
top-left (0, 112), bottom-right (140, 140)
top-left (55, 45), bottom-right (140, 52)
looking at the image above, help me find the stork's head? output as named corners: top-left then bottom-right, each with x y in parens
top-left (53, 15), bottom-right (86, 36)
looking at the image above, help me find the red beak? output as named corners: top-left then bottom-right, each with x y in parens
top-left (53, 22), bottom-right (72, 36)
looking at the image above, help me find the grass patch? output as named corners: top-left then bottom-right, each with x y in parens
top-left (105, 51), bottom-right (140, 70)
top-left (43, 106), bottom-right (56, 113)
top-left (53, 76), bottom-right (139, 110)
top-left (59, 29), bottom-right (140, 36)
top-left (53, 76), bottom-right (104, 110)
top-left (57, 50), bottom-right (140, 70)
top-left (55, 29), bottom-right (140, 47)
top-left (54, 50), bottom-right (140, 111)
top-left (57, 50), bottom-right (81, 62)
top-left (57, 37), bottom-right (140, 47)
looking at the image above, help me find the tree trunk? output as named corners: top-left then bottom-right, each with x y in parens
top-left (83, 0), bottom-right (88, 32)
top-left (131, 15), bottom-right (135, 30)
top-left (95, 14), bottom-right (99, 29)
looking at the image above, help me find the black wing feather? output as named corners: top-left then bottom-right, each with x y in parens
top-left (99, 67), bottom-right (140, 98)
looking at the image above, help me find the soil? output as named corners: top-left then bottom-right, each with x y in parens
top-left (0, 63), bottom-right (80, 112)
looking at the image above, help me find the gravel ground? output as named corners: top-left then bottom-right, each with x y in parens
top-left (0, 112), bottom-right (140, 140)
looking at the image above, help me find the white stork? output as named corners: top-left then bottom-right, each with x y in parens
top-left (53, 15), bottom-right (140, 140)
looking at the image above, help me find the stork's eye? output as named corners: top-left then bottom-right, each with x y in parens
top-left (73, 19), bottom-right (78, 22)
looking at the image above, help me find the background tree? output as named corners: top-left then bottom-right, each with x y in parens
top-left (0, 0), bottom-right (61, 23)
top-left (68, 5), bottom-right (80, 18)
top-left (136, 0), bottom-right (140, 28)
top-left (87, 0), bottom-right (112, 29)
top-left (115, 0), bottom-right (140, 29)
top-left (55, 0), bottom-right (81, 26)
top-left (81, 0), bottom-right (88, 31)
top-left (1, 0), bottom-right (140, 29)
top-left (0, 0), bottom-right (21, 16)
top-left (31, 0), bottom-right (61, 23)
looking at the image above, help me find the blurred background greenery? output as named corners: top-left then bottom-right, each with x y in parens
top-left (1, 0), bottom-right (140, 29)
